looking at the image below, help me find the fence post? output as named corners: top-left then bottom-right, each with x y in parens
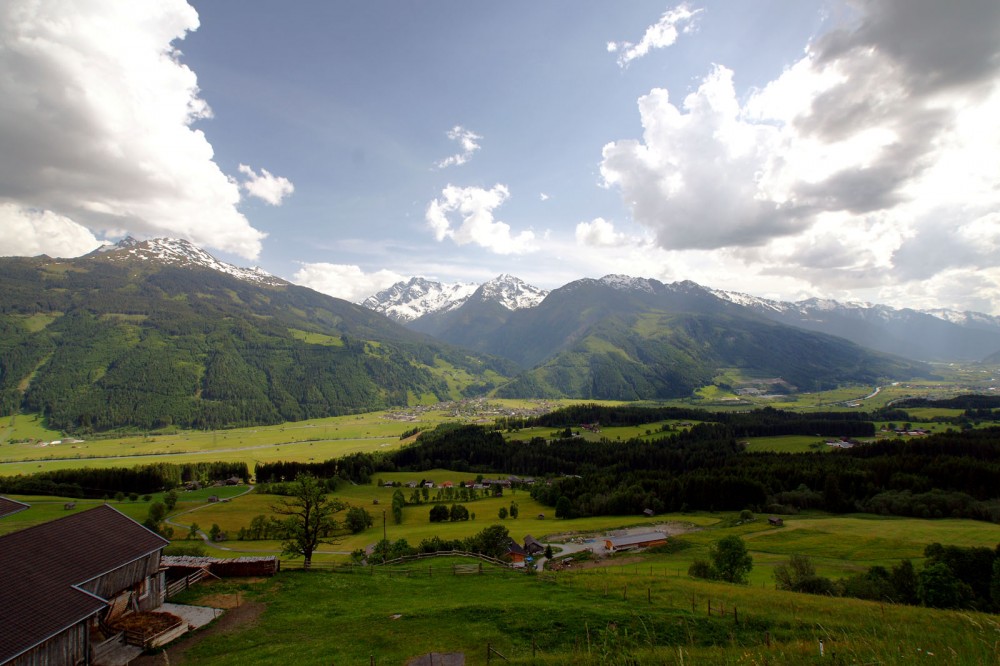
top-left (708, 599), bottom-right (712, 616)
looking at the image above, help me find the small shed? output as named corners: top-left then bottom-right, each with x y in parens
top-left (768, 516), bottom-right (784, 527)
top-left (506, 540), bottom-right (528, 567)
top-left (523, 535), bottom-right (545, 555)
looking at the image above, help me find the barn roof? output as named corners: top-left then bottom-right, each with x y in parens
top-left (605, 532), bottom-right (668, 548)
top-left (0, 504), bottom-right (168, 664)
top-left (0, 496), bottom-right (29, 519)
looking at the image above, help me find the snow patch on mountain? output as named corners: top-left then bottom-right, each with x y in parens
top-left (478, 274), bottom-right (548, 310)
top-left (364, 274), bottom-right (547, 322)
top-left (91, 237), bottom-right (286, 286)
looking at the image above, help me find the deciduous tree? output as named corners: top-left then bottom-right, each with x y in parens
top-left (272, 473), bottom-right (346, 569)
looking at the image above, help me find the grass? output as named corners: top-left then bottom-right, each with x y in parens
top-left (165, 555), bottom-right (1000, 665)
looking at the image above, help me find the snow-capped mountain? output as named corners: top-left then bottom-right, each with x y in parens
top-left (363, 274), bottom-right (547, 323)
top-left (91, 237), bottom-right (286, 287)
top-left (476, 274), bottom-right (548, 310)
top-left (362, 277), bottom-right (478, 323)
top-left (712, 288), bottom-right (1000, 362)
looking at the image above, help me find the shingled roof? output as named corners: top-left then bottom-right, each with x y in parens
top-left (0, 496), bottom-right (29, 519)
top-left (0, 504), bottom-right (169, 664)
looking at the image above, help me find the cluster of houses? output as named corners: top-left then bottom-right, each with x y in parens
top-left (384, 476), bottom-right (537, 490)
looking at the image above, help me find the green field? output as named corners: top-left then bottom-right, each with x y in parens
top-left (158, 515), bottom-right (1000, 665)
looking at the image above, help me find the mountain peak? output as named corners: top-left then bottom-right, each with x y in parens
top-left (363, 274), bottom-right (547, 323)
top-left (89, 237), bottom-right (286, 287)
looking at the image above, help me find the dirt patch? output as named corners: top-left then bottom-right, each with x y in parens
top-left (112, 611), bottom-right (182, 635)
top-left (132, 601), bottom-right (265, 666)
top-left (195, 593), bottom-right (247, 609)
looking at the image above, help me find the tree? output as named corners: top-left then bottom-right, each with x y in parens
top-left (449, 503), bottom-right (469, 521)
top-left (919, 562), bottom-right (962, 608)
top-left (272, 473), bottom-right (346, 569)
top-left (345, 506), bottom-right (373, 533)
top-left (710, 535), bottom-right (753, 584)
top-left (187, 522), bottom-right (200, 540)
top-left (143, 501), bottom-right (172, 538)
top-left (509, 502), bottom-right (519, 519)
top-left (544, 544), bottom-right (554, 559)
top-left (774, 554), bottom-right (815, 591)
top-left (429, 504), bottom-right (449, 523)
top-left (555, 496), bottom-right (572, 519)
top-left (391, 488), bottom-right (405, 525)
top-left (498, 506), bottom-right (508, 520)
top-left (164, 489), bottom-right (178, 512)
top-left (209, 523), bottom-right (222, 541)
top-left (466, 524), bottom-right (510, 559)
top-left (891, 559), bottom-right (919, 605)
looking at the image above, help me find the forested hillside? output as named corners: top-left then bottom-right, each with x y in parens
top-left (0, 253), bottom-right (513, 432)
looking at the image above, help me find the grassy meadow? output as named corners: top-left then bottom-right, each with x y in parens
top-left (159, 506), bottom-right (1000, 665)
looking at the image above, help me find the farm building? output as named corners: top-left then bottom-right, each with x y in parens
top-left (523, 535), bottom-right (544, 556)
top-left (0, 496), bottom-right (29, 519)
top-left (0, 504), bottom-right (169, 666)
top-left (604, 532), bottom-right (668, 553)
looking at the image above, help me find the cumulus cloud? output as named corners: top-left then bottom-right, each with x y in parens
top-left (0, 204), bottom-right (104, 257)
top-left (0, 0), bottom-right (267, 259)
top-left (293, 263), bottom-right (404, 303)
top-left (436, 125), bottom-right (482, 168)
top-left (238, 164), bottom-right (294, 205)
top-left (575, 218), bottom-right (629, 248)
top-left (608, 3), bottom-right (702, 67)
top-left (601, 0), bottom-right (1000, 312)
top-left (426, 184), bottom-right (536, 254)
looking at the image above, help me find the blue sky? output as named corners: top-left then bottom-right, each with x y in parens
top-left (2, 1), bottom-right (999, 314)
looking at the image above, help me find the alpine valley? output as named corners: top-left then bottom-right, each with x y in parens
top-left (4, 237), bottom-right (999, 432)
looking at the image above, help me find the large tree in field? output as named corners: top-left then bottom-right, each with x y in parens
top-left (273, 474), bottom-right (345, 569)
top-left (711, 535), bottom-right (753, 584)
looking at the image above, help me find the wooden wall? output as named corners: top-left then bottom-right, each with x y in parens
top-left (6, 622), bottom-right (88, 666)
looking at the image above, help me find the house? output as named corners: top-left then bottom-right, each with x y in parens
top-left (523, 535), bottom-right (545, 556)
top-left (768, 516), bottom-right (784, 526)
top-left (604, 532), bottom-right (668, 553)
top-left (506, 540), bottom-right (528, 568)
top-left (0, 504), bottom-right (169, 666)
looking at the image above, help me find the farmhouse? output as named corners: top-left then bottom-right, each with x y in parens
top-left (604, 532), bottom-right (668, 553)
top-left (0, 504), bottom-right (169, 666)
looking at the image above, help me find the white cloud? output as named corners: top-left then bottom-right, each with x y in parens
top-left (436, 125), bottom-right (482, 168)
top-left (238, 164), bottom-right (294, 205)
top-left (0, 204), bottom-right (103, 257)
top-left (293, 263), bottom-right (403, 303)
top-left (575, 218), bottom-right (628, 248)
top-left (609, 3), bottom-right (702, 67)
top-left (0, 0), bottom-right (267, 259)
top-left (539, 192), bottom-right (550, 201)
top-left (601, 0), bottom-right (1000, 313)
top-left (426, 184), bottom-right (537, 255)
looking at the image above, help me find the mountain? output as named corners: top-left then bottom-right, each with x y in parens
top-left (712, 290), bottom-right (1000, 362)
top-left (363, 274), bottom-right (547, 323)
top-left (362, 277), bottom-right (477, 323)
top-left (404, 274), bottom-right (931, 400)
top-left (94, 236), bottom-right (287, 287)
top-left (0, 239), bottom-right (513, 432)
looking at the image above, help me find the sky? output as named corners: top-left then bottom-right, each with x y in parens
top-left (2, 1), bottom-right (1000, 315)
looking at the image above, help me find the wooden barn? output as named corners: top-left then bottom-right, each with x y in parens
top-left (0, 504), bottom-right (169, 666)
